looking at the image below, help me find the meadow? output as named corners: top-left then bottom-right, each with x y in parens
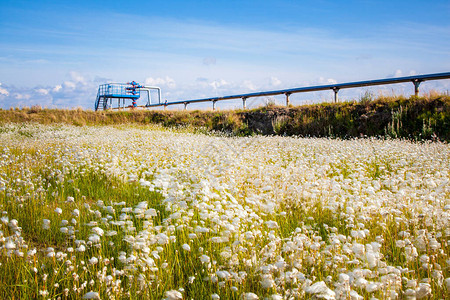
top-left (0, 123), bottom-right (448, 299)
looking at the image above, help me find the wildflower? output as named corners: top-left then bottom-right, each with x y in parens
top-left (395, 240), bottom-right (405, 248)
top-left (365, 282), bottom-right (379, 293)
top-left (76, 244), bottom-right (86, 252)
top-left (5, 240), bottom-right (15, 249)
top-left (416, 283), bottom-right (431, 299)
top-left (265, 220), bottom-right (278, 229)
top-left (39, 290), bottom-right (49, 297)
top-left (92, 227), bottom-right (104, 236)
top-left (156, 233), bottom-right (169, 245)
top-left (0, 216), bottom-right (8, 224)
top-left (164, 290), bottom-right (182, 300)
top-left (260, 274), bottom-right (275, 289)
top-left (82, 291), bottom-right (100, 299)
top-left (88, 234), bottom-right (101, 243)
top-left (200, 254), bottom-right (210, 264)
top-left (182, 243), bottom-right (191, 251)
top-left (242, 292), bottom-right (259, 300)
top-left (349, 290), bottom-right (363, 300)
top-left (55, 207), bottom-right (62, 214)
top-left (42, 219), bottom-right (51, 230)
top-left (27, 249), bottom-right (37, 257)
top-left (89, 257), bottom-right (98, 265)
top-left (305, 281), bottom-right (335, 299)
top-left (8, 219), bottom-right (18, 230)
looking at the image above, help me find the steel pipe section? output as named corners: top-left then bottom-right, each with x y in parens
top-left (146, 72), bottom-right (450, 108)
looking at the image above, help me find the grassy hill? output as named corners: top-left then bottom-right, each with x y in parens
top-left (1, 94), bottom-right (449, 141)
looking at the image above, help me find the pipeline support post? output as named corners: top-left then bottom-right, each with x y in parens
top-left (184, 102), bottom-right (188, 110)
top-left (242, 97), bottom-right (247, 109)
top-left (212, 100), bottom-right (217, 110)
top-left (333, 87), bottom-right (340, 103)
top-left (413, 79), bottom-right (422, 96)
top-left (285, 92), bottom-right (291, 107)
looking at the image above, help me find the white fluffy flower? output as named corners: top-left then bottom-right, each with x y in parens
top-left (416, 283), bottom-right (431, 299)
top-left (42, 219), bottom-right (51, 230)
top-left (164, 290), bottom-right (182, 300)
top-left (89, 257), bottom-right (98, 265)
top-left (305, 281), bottom-right (335, 299)
top-left (260, 274), bottom-right (275, 289)
top-left (200, 255), bottom-right (210, 264)
top-left (265, 220), bottom-right (278, 229)
top-left (156, 233), bottom-right (169, 245)
top-left (242, 293), bottom-right (259, 300)
top-left (92, 227), bottom-right (104, 236)
top-left (82, 291), bottom-right (100, 299)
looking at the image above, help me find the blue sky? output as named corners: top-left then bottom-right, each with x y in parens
top-left (0, 0), bottom-right (449, 109)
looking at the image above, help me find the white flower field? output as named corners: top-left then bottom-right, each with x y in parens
top-left (0, 124), bottom-right (449, 299)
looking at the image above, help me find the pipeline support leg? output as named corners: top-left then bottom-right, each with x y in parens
top-left (413, 79), bottom-right (421, 96)
top-left (212, 101), bottom-right (217, 110)
top-left (333, 87), bottom-right (340, 103)
top-left (184, 102), bottom-right (188, 110)
top-left (285, 93), bottom-right (291, 106)
top-left (242, 97), bottom-right (247, 109)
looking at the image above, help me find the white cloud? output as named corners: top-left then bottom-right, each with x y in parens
top-left (63, 81), bottom-right (76, 89)
top-left (270, 77), bottom-right (282, 86)
top-left (0, 83), bottom-right (9, 96)
top-left (36, 88), bottom-right (49, 95)
top-left (241, 80), bottom-right (256, 91)
top-left (14, 93), bottom-right (31, 100)
top-left (394, 70), bottom-right (403, 77)
top-left (318, 77), bottom-right (338, 85)
top-left (387, 69), bottom-right (419, 78)
top-left (209, 79), bottom-right (228, 89)
top-left (0, 71), bottom-right (99, 109)
top-left (144, 76), bottom-right (176, 88)
top-left (69, 71), bottom-right (86, 84)
top-left (53, 85), bottom-right (62, 92)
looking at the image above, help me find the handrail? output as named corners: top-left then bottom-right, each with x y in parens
top-left (146, 72), bottom-right (450, 109)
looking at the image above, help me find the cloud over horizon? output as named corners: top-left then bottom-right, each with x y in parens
top-left (1, 69), bottom-right (448, 110)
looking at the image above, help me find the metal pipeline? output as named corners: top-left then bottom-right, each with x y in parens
top-left (142, 86), bottom-right (162, 105)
